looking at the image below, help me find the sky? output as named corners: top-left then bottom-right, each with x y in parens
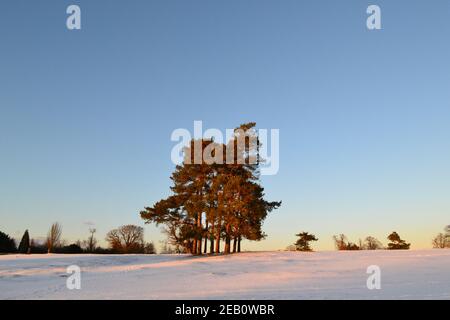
top-left (1, 0), bottom-right (449, 251)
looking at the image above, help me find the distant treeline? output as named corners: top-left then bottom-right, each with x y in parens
top-left (0, 223), bottom-right (156, 255)
top-left (2, 225), bottom-right (449, 255)
top-left (289, 227), bottom-right (450, 252)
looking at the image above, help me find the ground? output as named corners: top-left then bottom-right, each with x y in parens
top-left (1, 249), bottom-right (449, 299)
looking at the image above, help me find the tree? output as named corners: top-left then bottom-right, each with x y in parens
top-left (56, 243), bottom-right (83, 254)
top-left (432, 226), bottom-right (450, 249)
top-left (346, 243), bottom-right (360, 250)
top-left (46, 222), bottom-right (62, 253)
top-left (294, 232), bottom-right (318, 251)
top-left (445, 225), bottom-right (450, 245)
top-left (363, 236), bottom-right (383, 250)
top-left (144, 242), bottom-right (156, 254)
top-left (387, 231), bottom-right (410, 250)
top-left (83, 228), bottom-right (98, 253)
top-left (18, 230), bottom-right (30, 254)
top-left (140, 123), bottom-right (281, 255)
top-left (333, 234), bottom-right (360, 251)
top-left (106, 225), bottom-right (144, 253)
top-left (432, 233), bottom-right (448, 249)
top-left (333, 234), bottom-right (347, 250)
top-left (0, 231), bottom-right (16, 253)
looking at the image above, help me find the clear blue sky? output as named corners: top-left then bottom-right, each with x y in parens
top-left (1, 0), bottom-right (449, 250)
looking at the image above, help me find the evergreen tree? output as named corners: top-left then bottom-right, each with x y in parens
top-left (387, 231), bottom-right (410, 250)
top-left (0, 231), bottom-right (17, 253)
top-left (140, 123), bottom-right (281, 255)
top-left (294, 232), bottom-right (318, 251)
top-left (18, 229), bottom-right (30, 254)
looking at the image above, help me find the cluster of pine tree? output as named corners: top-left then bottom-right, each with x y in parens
top-left (0, 231), bottom-right (17, 253)
top-left (140, 123), bottom-right (281, 254)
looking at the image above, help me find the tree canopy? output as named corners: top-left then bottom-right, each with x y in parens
top-left (294, 232), bottom-right (318, 251)
top-left (387, 231), bottom-right (410, 250)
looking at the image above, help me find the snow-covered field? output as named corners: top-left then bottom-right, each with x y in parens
top-left (1, 250), bottom-right (449, 300)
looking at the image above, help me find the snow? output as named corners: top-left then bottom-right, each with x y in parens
top-left (0, 249), bottom-right (449, 299)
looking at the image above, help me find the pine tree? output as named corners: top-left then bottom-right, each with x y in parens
top-left (387, 231), bottom-right (410, 250)
top-left (294, 232), bottom-right (318, 251)
top-left (140, 123), bottom-right (281, 255)
top-left (18, 229), bottom-right (30, 254)
top-left (0, 231), bottom-right (17, 253)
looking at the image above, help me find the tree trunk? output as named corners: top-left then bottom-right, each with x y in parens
top-left (210, 220), bottom-right (215, 254)
top-left (232, 237), bottom-right (237, 253)
top-left (225, 235), bottom-right (231, 254)
top-left (203, 220), bottom-right (208, 254)
top-left (224, 224), bottom-right (231, 254)
top-left (215, 220), bottom-right (221, 254)
top-left (197, 238), bottom-right (202, 254)
top-left (238, 235), bottom-right (241, 253)
top-left (197, 213), bottom-right (202, 255)
top-left (193, 238), bottom-right (197, 255)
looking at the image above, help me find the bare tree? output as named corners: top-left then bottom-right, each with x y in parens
top-left (445, 225), bottom-right (450, 244)
top-left (432, 233), bottom-right (448, 249)
top-left (332, 234), bottom-right (360, 251)
top-left (46, 222), bottom-right (62, 253)
top-left (83, 228), bottom-right (98, 253)
top-left (363, 236), bottom-right (383, 250)
top-left (333, 234), bottom-right (348, 250)
top-left (358, 239), bottom-right (363, 250)
top-left (106, 225), bottom-right (144, 253)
